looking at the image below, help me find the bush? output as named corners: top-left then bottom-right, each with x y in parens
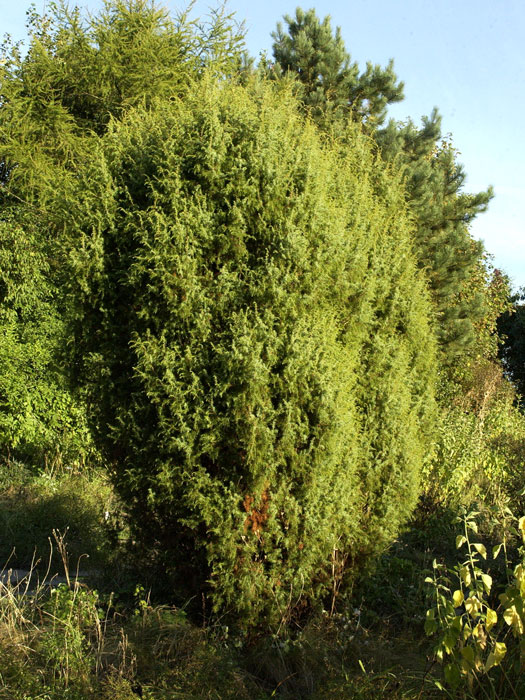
top-left (63, 76), bottom-right (436, 626)
top-left (423, 390), bottom-right (525, 513)
top-left (426, 510), bottom-right (525, 697)
top-left (0, 214), bottom-right (96, 469)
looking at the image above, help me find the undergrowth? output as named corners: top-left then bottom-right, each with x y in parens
top-left (0, 461), bottom-right (445, 699)
top-left (2, 383), bottom-right (525, 699)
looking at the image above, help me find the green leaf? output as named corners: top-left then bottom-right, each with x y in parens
top-left (443, 635), bottom-right (454, 654)
top-left (451, 615), bottom-right (463, 631)
top-left (444, 662), bottom-right (461, 688)
top-left (456, 535), bottom-right (467, 549)
top-left (460, 645), bottom-right (479, 674)
top-left (425, 609), bottom-right (438, 636)
top-left (492, 544), bottom-right (502, 559)
top-left (460, 645), bottom-right (475, 666)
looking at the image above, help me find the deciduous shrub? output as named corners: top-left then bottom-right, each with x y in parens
top-left (0, 213), bottom-right (94, 468)
top-left (423, 391), bottom-right (525, 513)
top-left (426, 511), bottom-right (525, 697)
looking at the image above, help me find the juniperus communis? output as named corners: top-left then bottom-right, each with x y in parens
top-left (63, 77), bottom-right (437, 625)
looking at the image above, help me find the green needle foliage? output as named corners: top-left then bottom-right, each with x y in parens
top-left (1, 0), bottom-right (439, 626)
top-left (378, 116), bottom-right (493, 364)
top-left (0, 0), bottom-right (245, 467)
top-left (0, 0), bottom-right (245, 205)
top-left (270, 8), bottom-right (495, 370)
top-left (62, 76), bottom-right (437, 625)
top-left (270, 7), bottom-right (404, 127)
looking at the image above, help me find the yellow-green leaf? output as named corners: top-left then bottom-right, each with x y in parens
top-left (473, 543), bottom-right (487, 559)
top-left (518, 516), bottom-right (525, 541)
top-left (485, 641), bottom-right (507, 672)
top-left (481, 573), bottom-right (492, 593)
top-left (460, 567), bottom-right (472, 586)
top-left (486, 608), bottom-right (497, 632)
top-left (492, 544), bottom-right (502, 559)
top-left (465, 596), bottom-right (481, 618)
top-left (503, 606), bottom-right (524, 635)
top-left (514, 563), bottom-right (525, 583)
top-left (514, 564), bottom-right (525, 598)
top-left (456, 535), bottom-right (467, 549)
top-left (472, 622), bottom-right (487, 648)
top-left (453, 590), bottom-right (464, 607)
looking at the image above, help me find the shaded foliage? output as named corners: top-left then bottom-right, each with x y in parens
top-left (0, 210), bottom-right (93, 466)
top-left (498, 288), bottom-right (525, 402)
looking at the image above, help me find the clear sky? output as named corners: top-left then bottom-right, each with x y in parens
top-left (3, 0), bottom-right (524, 289)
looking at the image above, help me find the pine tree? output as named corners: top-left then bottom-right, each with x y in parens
top-left (377, 114), bottom-right (493, 361)
top-left (271, 7), bottom-right (404, 126)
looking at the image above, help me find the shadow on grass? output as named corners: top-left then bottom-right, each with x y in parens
top-left (0, 458), bottom-right (123, 580)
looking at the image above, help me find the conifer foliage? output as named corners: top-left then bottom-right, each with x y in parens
top-left (377, 116), bottom-right (493, 362)
top-left (0, 0), bottom-right (243, 461)
top-left (66, 78), bottom-right (436, 623)
top-left (271, 7), bottom-right (404, 126)
top-left (271, 9), bottom-right (494, 366)
top-left (1, 1), bottom-right (439, 625)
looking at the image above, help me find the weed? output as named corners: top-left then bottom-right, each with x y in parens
top-left (425, 509), bottom-right (525, 698)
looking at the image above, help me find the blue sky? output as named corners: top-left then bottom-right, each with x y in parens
top-left (3, 0), bottom-right (524, 288)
